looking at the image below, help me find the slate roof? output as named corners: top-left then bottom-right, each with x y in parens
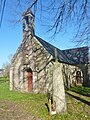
top-left (62, 47), bottom-right (89, 64)
top-left (35, 35), bottom-right (89, 65)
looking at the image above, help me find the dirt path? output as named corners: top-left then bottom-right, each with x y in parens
top-left (0, 100), bottom-right (42, 120)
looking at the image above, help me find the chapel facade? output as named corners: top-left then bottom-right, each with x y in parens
top-left (10, 9), bottom-right (90, 94)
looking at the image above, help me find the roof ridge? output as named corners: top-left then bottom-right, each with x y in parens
top-left (35, 35), bottom-right (73, 64)
top-left (62, 46), bottom-right (88, 51)
top-left (35, 35), bottom-right (88, 65)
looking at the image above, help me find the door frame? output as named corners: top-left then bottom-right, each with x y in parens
top-left (26, 67), bottom-right (33, 92)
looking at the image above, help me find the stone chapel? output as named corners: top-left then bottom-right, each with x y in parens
top-left (10, 8), bottom-right (90, 94)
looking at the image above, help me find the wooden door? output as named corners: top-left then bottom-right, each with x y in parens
top-left (76, 71), bottom-right (81, 84)
top-left (27, 71), bottom-right (33, 92)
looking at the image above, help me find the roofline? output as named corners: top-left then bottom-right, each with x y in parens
top-left (34, 35), bottom-right (89, 65)
top-left (62, 46), bottom-right (88, 51)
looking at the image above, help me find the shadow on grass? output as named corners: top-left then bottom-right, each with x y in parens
top-left (66, 92), bottom-right (90, 106)
top-left (70, 90), bottom-right (90, 97)
top-left (0, 80), bottom-right (8, 83)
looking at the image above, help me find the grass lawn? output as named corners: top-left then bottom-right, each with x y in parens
top-left (0, 78), bottom-right (90, 120)
top-left (70, 86), bottom-right (90, 97)
top-left (0, 77), bottom-right (9, 81)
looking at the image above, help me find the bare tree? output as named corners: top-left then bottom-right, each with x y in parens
top-left (0, 0), bottom-right (89, 45)
top-left (2, 62), bottom-right (10, 78)
top-left (2, 54), bottom-right (13, 78)
top-left (9, 0), bottom-right (89, 46)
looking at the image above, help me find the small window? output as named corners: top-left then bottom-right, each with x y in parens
top-left (25, 16), bottom-right (29, 24)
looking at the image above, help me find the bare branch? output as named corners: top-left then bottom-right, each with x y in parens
top-left (7, 0), bottom-right (90, 46)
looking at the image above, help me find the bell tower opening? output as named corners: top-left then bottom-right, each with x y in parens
top-left (22, 9), bottom-right (35, 35)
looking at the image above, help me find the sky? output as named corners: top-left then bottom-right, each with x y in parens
top-left (0, 0), bottom-right (80, 68)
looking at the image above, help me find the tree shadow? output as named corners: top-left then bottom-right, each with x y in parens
top-left (70, 90), bottom-right (90, 97)
top-left (66, 92), bottom-right (90, 106)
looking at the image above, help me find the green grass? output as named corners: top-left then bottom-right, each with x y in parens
top-left (0, 77), bottom-right (9, 81)
top-left (0, 81), bottom-right (48, 119)
top-left (70, 86), bottom-right (90, 96)
top-left (0, 79), bottom-right (90, 120)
